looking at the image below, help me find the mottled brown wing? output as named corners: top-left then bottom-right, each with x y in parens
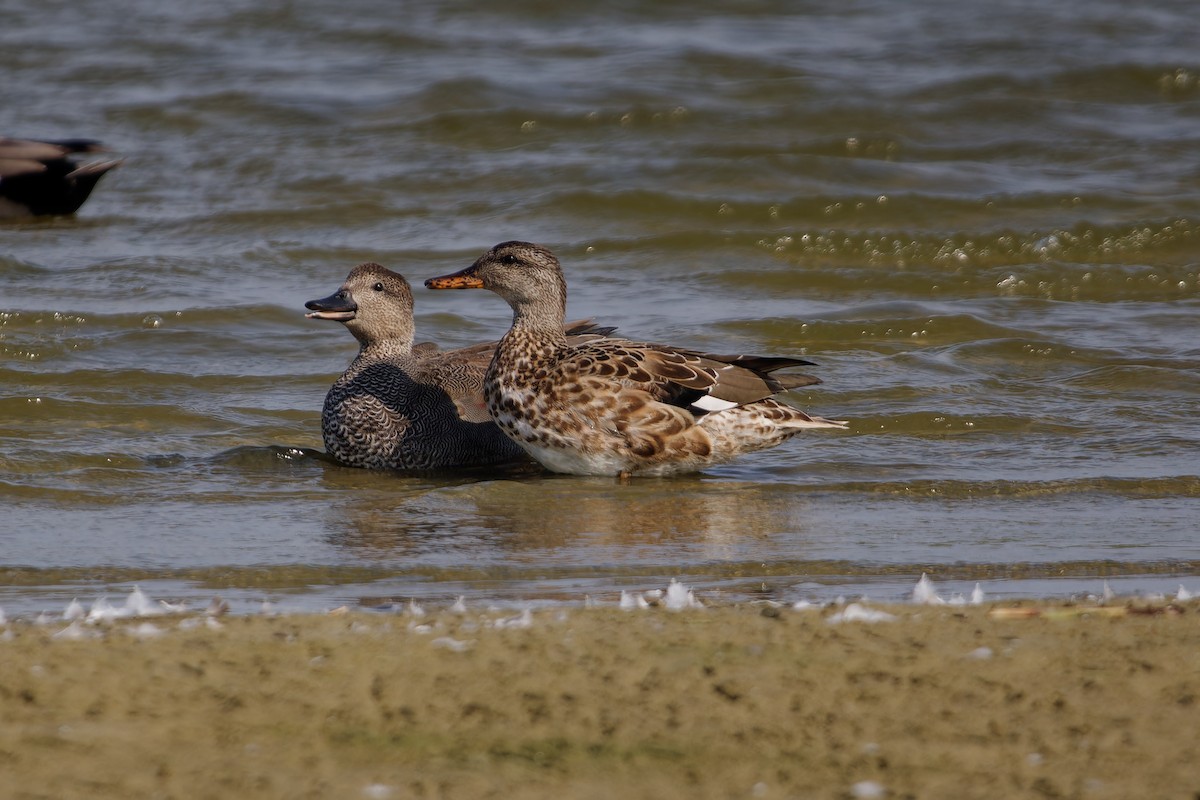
top-left (556, 340), bottom-right (808, 414)
top-left (422, 320), bottom-right (620, 425)
top-left (656, 350), bottom-right (782, 409)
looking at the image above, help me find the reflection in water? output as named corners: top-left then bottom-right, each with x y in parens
top-left (325, 474), bottom-right (806, 564)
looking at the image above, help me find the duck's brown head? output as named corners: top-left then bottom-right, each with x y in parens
top-left (425, 241), bottom-right (568, 323)
top-left (306, 262), bottom-right (415, 348)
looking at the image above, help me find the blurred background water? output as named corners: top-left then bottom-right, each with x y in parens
top-left (2, 0), bottom-right (1198, 617)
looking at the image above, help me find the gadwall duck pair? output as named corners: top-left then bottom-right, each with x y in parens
top-left (0, 137), bottom-right (121, 218)
top-left (309, 244), bottom-right (844, 477)
top-left (306, 262), bottom-right (613, 470)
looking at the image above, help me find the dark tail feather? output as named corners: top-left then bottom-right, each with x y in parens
top-left (717, 354), bottom-right (818, 372)
top-left (564, 319), bottom-right (619, 337)
top-left (772, 372), bottom-right (822, 390)
top-left (711, 354), bottom-right (823, 392)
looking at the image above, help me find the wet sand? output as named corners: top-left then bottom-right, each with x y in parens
top-left (2, 599), bottom-right (1198, 800)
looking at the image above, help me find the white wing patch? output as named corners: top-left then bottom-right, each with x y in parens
top-left (690, 394), bottom-right (739, 412)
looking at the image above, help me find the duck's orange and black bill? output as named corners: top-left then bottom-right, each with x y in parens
top-left (425, 268), bottom-right (483, 290)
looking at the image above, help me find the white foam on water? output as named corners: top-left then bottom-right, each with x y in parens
top-left (86, 597), bottom-right (118, 623)
top-left (493, 609), bottom-right (533, 629)
top-left (206, 598), bottom-right (230, 617)
top-left (431, 637), bottom-right (473, 652)
top-left (127, 622), bottom-right (164, 639)
top-left (619, 591), bottom-right (649, 610)
top-left (52, 621), bottom-right (99, 640)
top-left (665, 579), bottom-right (703, 610)
top-left (850, 780), bottom-right (887, 798)
top-left (124, 587), bottom-right (163, 617)
top-left (912, 573), bottom-right (945, 605)
top-left (62, 599), bottom-right (86, 620)
top-left (828, 603), bottom-right (896, 624)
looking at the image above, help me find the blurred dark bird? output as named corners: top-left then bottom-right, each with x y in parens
top-left (0, 137), bottom-right (122, 218)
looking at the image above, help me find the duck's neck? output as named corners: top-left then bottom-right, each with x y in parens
top-left (491, 301), bottom-right (567, 382)
top-left (507, 297), bottom-right (567, 346)
top-left (356, 336), bottom-right (413, 362)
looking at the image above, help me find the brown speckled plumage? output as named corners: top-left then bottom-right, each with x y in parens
top-left (425, 241), bottom-right (847, 477)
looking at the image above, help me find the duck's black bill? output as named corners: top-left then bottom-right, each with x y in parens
top-left (304, 291), bottom-right (357, 321)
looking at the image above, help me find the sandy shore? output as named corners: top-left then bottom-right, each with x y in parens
top-left (2, 597), bottom-right (1198, 800)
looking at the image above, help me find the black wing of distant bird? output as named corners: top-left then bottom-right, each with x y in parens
top-left (0, 137), bottom-right (122, 217)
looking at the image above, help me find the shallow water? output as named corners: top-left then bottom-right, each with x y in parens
top-left (2, 0), bottom-right (1198, 617)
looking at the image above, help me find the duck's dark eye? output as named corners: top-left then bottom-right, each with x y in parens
top-left (498, 254), bottom-right (519, 265)
top-left (373, 282), bottom-right (385, 291)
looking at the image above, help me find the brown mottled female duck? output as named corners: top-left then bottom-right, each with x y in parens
top-left (307, 261), bottom-right (612, 471)
top-left (425, 241), bottom-right (846, 477)
top-left (0, 137), bottom-right (121, 218)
